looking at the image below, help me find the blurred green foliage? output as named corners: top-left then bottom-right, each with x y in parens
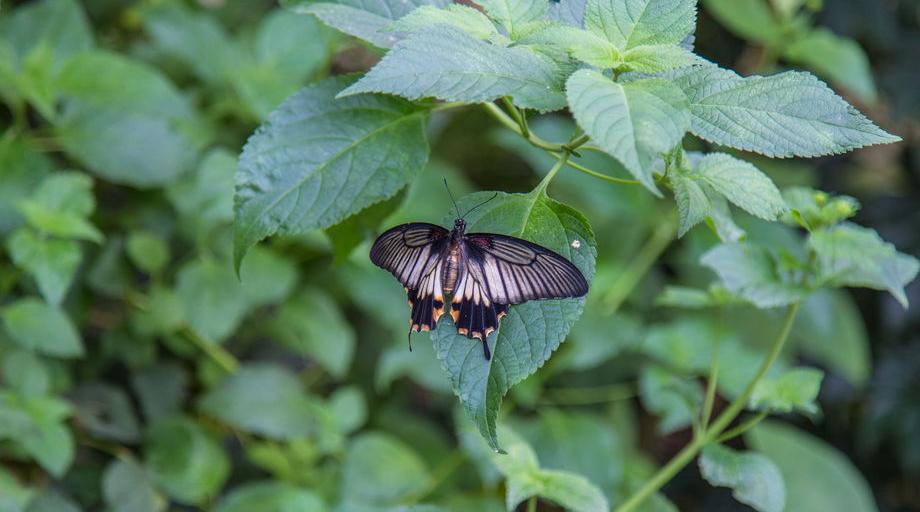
top-left (0, 0), bottom-right (918, 511)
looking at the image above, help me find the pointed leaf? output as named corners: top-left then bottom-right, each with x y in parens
top-left (750, 368), bottom-right (824, 415)
top-left (699, 444), bottom-right (785, 512)
top-left (1, 298), bottom-right (83, 358)
top-left (585, 0), bottom-right (696, 48)
top-left (692, 153), bottom-right (786, 220)
top-left (7, 229), bottom-right (81, 305)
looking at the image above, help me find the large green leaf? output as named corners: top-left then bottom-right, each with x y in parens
top-left (271, 289), bottom-right (356, 378)
top-left (7, 229), bottom-right (81, 305)
top-left (388, 4), bottom-right (500, 41)
top-left (0, 137), bottom-right (52, 234)
top-left (671, 64), bottom-right (899, 157)
top-left (54, 51), bottom-right (202, 187)
top-left (102, 459), bottom-right (167, 512)
top-left (339, 26), bottom-right (567, 112)
top-left (215, 482), bottom-right (326, 512)
top-left (691, 153), bottom-right (785, 220)
top-left (340, 432), bottom-right (429, 506)
top-left (566, 69), bottom-right (689, 194)
top-left (284, 0), bottom-right (449, 49)
top-left (808, 223), bottom-right (919, 308)
top-left (198, 363), bottom-right (315, 440)
top-left (144, 417), bottom-right (230, 505)
top-left (234, 74), bottom-right (428, 270)
top-left (430, 190), bottom-right (596, 451)
top-left (747, 421), bottom-right (879, 512)
top-left (584, 0), bottom-right (696, 48)
top-left (699, 443), bottom-right (785, 512)
top-left (1, 298), bottom-right (83, 358)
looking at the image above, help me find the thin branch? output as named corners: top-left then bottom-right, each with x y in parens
top-left (564, 160), bottom-right (642, 185)
top-left (714, 412), bottom-right (768, 443)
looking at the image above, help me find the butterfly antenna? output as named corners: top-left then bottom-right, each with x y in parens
top-left (463, 192), bottom-right (499, 218)
top-left (444, 178), bottom-right (462, 219)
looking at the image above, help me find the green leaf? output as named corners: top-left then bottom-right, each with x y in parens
top-left (26, 490), bottom-right (83, 512)
top-left (1, 298), bottom-right (83, 358)
top-left (701, 243), bottom-right (810, 308)
top-left (167, 149), bottom-right (236, 231)
top-left (808, 223), bottom-right (919, 308)
top-left (781, 187), bottom-right (858, 231)
top-left (621, 44), bottom-right (700, 73)
top-left (70, 383), bottom-right (141, 443)
top-left (239, 246), bottom-right (299, 309)
top-left (639, 365), bottom-right (703, 434)
top-left (338, 26), bottom-right (567, 112)
top-left (431, 190), bottom-right (596, 451)
top-left (566, 69), bottom-right (690, 194)
top-left (329, 386), bottom-right (367, 434)
top-left (18, 421), bottom-right (74, 478)
top-left (476, 0), bottom-right (546, 38)
top-left (131, 363), bottom-right (189, 424)
top-left (215, 482), bottom-right (326, 512)
top-left (7, 229), bottom-right (81, 305)
top-left (691, 153), bottom-right (786, 220)
top-left (386, 5), bottom-right (498, 41)
top-left (793, 289), bottom-right (870, 386)
top-left (284, 0), bottom-right (449, 49)
top-left (0, 390), bottom-right (75, 478)
top-left (488, 426), bottom-right (608, 512)
top-left (670, 172), bottom-right (711, 237)
top-left (145, 417), bottom-right (230, 505)
top-left (0, 468), bottom-right (34, 512)
top-left (340, 432), bottom-right (429, 506)
top-left (131, 286), bottom-right (185, 338)
top-left (142, 4), bottom-right (234, 85)
top-left (102, 459), bottom-right (167, 512)
top-left (176, 259), bottom-right (247, 343)
top-left (584, 0), bottom-right (696, 48)
top-left (126, 231), bottom-right (169, 274)
top-left (234, 74), bottom-right (428, 270)
top-left (708, 193), bottom-right (746, 242)
top-left (1, 349), bottom-right (51, 397)
top-left (16, 172), bottom-right (101, 242)
top-left (747, 421), bottom-right (879, 512)
top-left (198, 363), bottom-right (314, 440)
top-left (783, 28), bottom-right (877, 105)
top-left (699, 443), bottom-right (785, 512)
top-left (0, 0), bottom-right (92, 69)
top-left (750, 367), bottom-right (824, 414)
top-left (54, 51), bottom-right (202, 188)
top-left (0, 137), bottom-right (52, 234)
top-left (670, 64), bottom-right (899, 157)
top-left (700, 0), bottom-right (781, 44)
top-left (271, 289), bottom-right (356, 378)
top-left (520, 26), bottom-right (620, 69)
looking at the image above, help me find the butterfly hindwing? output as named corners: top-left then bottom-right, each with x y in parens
top-left (449, 267), bottom-right (508, 360)
top-left (407, 261), bottom-right (446, 332)
top-left (464, 233), bottom-right (588, 304)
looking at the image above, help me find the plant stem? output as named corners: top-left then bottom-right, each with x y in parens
top-left (483, 102), bottom-right (565, 152)
top-left (527, 497), bottom-right (537, 512)
top-left (502, 96), bottom-right (530, 139)
top-left (430, 101), bottom-right (468, 112)
top-left (714, 412), bottom-right (768, 443)
top-left (614, 303), bottom-right (800, 512)
top-left (535, 152), bottom-right (572, 194)
top-left (602, 216), bottom-right (676, 314)
top-left (564, 160), bottom-right (642, 185)
top-left (700, 314), bottom-right (723, 429)
top-left (181, 326), bottom-right (240, 374)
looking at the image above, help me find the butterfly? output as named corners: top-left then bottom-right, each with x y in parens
top-left (369, 184), bottom-right (588, 360)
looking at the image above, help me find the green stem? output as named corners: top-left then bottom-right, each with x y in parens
top-left (502, 96), bottom-right (530, 139)
top-left (535, 152), bottom-right (571, 194)
top-left (527, 497), bottom-right (537, 512)
top-left (180, 326), bottom-right (240, 374)
top-left (714, 412), bottom-right (768, 444)
top-left (430, 101), bottom-right (467, 112)
top-left (538, 383), bottom-right (636, 405)
top-left (483, 102), bottom-right (564, 152)
top-left (602, 217), bottom-right (676, 314)
top-left (564, 160), bottom-right (641, 185)
top-left (700, 312), bottom-right (723, 430)
top-left (565, 133), bottom-right (590, 151)
top-left (614, 303), bottom-right (800, 512)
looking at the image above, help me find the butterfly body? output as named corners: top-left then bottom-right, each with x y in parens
top-left (370, 216), bottom-right (588, 360)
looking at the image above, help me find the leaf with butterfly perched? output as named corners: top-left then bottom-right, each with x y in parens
top-left (233, 74), bottom-right (429, 271)
top-left (430, 190), bottom-right (596, 452)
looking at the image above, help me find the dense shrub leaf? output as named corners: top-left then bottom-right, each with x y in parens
top-left (671, 64), bottom-right (899, 157)
top-left (699, 444), bottom-right (785, 512)
top-left (55, 51), bottom-right (203, 187)
top-left (7, 229), bottom-right (81, 305)
top-left (566, 69), bottom-right (690, 193)
top-left (272, 289), bottom-right (356, 378)
top-left (430, 191), bottom-right (596, 451)
top-left (102, 459), bottom-right (167, 512)
top-left (747, 421), bottom-right (879, 512)
top-left (340, 432), bottom-right (429, 506)
top-left (234, 74), bottom-right (428, 270)
top-left (16, 172), bottom-right (101, 242)
top-left (284, 0), bottom-right (449, 49)
top-left (215, 482), bottom-right (326, 512)
top-left (701, 243), bottom-right (810, 308)
top-left (339, 26), bottom-right (567, 112)
top-left (145, 417), bottom-right (230, 505)
top-left (1, 298), bottom-right (83, 358)
top-left (0, 138), bottom-right (52, 234)
top-left (70, 383), bottom-right (141, 443)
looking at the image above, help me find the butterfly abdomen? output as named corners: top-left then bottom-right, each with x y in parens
top-left (442, 243), bottom-right (462, 294)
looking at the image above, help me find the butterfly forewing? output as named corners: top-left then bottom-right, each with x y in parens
top-left (464, 234), bottom-right (588, 304)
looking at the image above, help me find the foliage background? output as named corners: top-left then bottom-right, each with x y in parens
top-left (0, 0), bottom-right (918, 511)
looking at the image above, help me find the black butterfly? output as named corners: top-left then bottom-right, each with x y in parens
top-left (369, 187), bottom-right (588, 360)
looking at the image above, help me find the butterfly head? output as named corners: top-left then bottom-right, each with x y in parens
top-left (452, 218), bottom-right (467, 234)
